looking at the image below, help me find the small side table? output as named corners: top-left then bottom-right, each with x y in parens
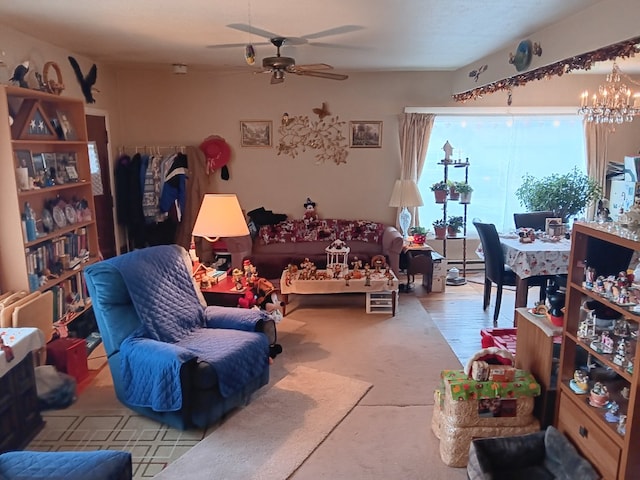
top-left (401, 244), bottom-right (434, 292)
top-left (200, 276), bottom-right (247, 307)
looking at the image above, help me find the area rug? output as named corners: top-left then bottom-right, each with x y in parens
top-left (28, 408), bottom-right (207, 478)
top-left (154, 365), bottom-right (372, 480)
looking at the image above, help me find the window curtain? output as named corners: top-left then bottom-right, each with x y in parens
top-left (583, 121), bottom-right (609, 220)
top-left (397, 113), bottom-right (434, 228)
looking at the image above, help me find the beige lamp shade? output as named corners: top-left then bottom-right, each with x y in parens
top-left (192, 194), bottom-right (249, 242)
top-left (388, 179), bottom-right (424, 207)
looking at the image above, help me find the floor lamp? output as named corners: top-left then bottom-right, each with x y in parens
top-left (389, 179), bottom-right (424, 239)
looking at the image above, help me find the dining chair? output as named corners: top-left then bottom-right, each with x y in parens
top-left (473, 220), bottom-right (547, 324)
top-left (513, 211), bottom-right (555, 231)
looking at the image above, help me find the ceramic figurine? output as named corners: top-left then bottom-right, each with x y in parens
top-left (618, 414), bottom-right (627, 436)
top-left (618, 287), bottom-right (630, 304)
top-left (621, 386), bottom-right (630, 399)
top-left (614, 339), bottom-right (628, 366)
top-left (570, 370), bottom-right (589, 394)
top-left (589, 382), bottom-right (609, 407)
top-left (605, 401), bottom-right (620, 423)
top-left (595, 276), bottom-right (605, 293)
top-left (585, 266), bottom-right (596, 289)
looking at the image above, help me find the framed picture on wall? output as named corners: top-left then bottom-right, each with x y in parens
top-left (240, 120), bottom-right (272, 147)
top-left (349, 121), bottom-right (383, 148)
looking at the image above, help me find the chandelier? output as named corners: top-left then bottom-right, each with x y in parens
top-left (579, 63), bottom-right (640, 124)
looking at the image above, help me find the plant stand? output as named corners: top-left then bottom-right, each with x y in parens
top-left (437, 144), bottom-right (470, 281)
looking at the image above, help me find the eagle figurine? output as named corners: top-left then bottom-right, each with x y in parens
top-left (10, 61), bottom-right (30, 88)
top-left (68, 56), bottom-right (98, 103)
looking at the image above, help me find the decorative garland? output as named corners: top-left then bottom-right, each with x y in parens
top-left (453, 36), bottom-right (640, 103)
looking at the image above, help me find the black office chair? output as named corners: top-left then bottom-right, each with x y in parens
top-left (473, 220), bottom-right (547, 325)
top-left (513, 211), bottom-right (555, 231)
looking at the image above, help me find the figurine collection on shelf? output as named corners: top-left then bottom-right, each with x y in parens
top-left (284, 253), bottom-right (395, 288)
top-left (573, 259), bottom-right (640, 438)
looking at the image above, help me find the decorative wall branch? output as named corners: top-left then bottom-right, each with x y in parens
top-left (277, 115), bottom-right (348, 165)
top-left (453, 36), bottom-right (640, 103)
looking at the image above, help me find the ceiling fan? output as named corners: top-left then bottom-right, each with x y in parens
top-left (259, 37), bottom-right (348, 84)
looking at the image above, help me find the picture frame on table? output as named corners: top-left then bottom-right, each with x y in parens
top-left (14, 150), bottom-right (35, 177)
top-left (349, 121), bottom-right (383, 148)
top-left (240, 120), bottom-right (272, 147)
top-left (56, 110), bottom-right (77, 140)
top-left (545, 217), bottom-right (563, 236)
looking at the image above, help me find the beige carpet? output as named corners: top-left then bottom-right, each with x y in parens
top-left (154, 365), bottom-right (371, 480)
top-left (30, 294), bottom-right (467, 479)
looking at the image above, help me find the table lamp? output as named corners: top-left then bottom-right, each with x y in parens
top-left (389, 179), bottom-right (424, 239)
top-left (192, 193), bottom-right (249, 263)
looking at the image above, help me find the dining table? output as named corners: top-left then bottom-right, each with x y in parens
top-left (498, 235), bottom-right (572, 311)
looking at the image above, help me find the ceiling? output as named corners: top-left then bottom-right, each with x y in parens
top-left (0, 0), bottom-right (613, 74)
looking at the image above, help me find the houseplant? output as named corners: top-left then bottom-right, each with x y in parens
top-left (456, 183), bottom-right (473, 204)
top-left (514, 167), bottom-right (602, 222)
top-left (447, 180), bottom-right (460, 201)
top-left (447, 216), bottom-right (464, 237)
top-left (409, 225), bottom-right (428, 245)
top-left (433, 219), bottom-right (447, 239)
top-left (431, 181), bottom-right (448, 204)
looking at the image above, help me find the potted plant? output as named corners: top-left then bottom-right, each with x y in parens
top-left (432, 219), bottom-right (447, 239)
top-left (456, 183), bottom-right (474, 204)
top-left (409, 225), bottom-right (428, 245)
top-left (514, 167), bottom-right (602, 222)
top-left (431, 181), bottom-right (448, 204)
top-left (447, 216), bottom-right (464, 237)
top-left (447, 180), bottom-right (460, 201)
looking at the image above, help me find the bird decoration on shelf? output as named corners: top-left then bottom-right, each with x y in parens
top-left (312, 102), bottom-right (330, 120)
top-left (68, 56), bottom-right (98, 103)
top-left (10, 61), bottom-right (30, 88)
top-left (468, 64), bottom-right (487, 83)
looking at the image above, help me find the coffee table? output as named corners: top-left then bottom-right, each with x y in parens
top-left (280, 269), bottom-right (399, 316)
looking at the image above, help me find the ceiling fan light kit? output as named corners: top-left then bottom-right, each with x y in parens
top-left (258, 37), bottom-right (348, 84)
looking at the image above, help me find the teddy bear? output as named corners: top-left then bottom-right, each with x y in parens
top-left (303, 197), bottom-right (318, 225)
top-left (255, 277), bottom-right (285, 323)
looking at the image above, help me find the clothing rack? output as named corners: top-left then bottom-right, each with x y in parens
top-left (117, 145), bottom-right (187, 155)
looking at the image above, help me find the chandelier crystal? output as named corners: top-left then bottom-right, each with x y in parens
top-left (579, 63), bottom-right (640, 124)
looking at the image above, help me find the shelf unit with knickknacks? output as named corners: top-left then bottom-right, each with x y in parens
top-left (436, 155), bottom-right (470, 280)
top-left (0, 85), bottom-right (100, 344)
top-left (555, 221), bottom-right (640, 480)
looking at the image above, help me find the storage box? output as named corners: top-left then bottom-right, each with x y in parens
top-left (432, 276), bottom-right (446, 292)
top-left (366, 291), bottom-right (395, 314)
top-left (46, 337), bottom-right (88, 383)
top-left (480, 328), bottom-right (517, 356)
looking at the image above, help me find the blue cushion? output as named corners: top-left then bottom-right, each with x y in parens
top-left (0, 450), bottom-right (132, 480)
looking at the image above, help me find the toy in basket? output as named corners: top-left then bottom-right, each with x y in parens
top-left (465, 347), bottom-right (516, 382)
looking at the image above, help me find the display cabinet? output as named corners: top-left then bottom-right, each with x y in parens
top-left (556, 222), bottom-right (640, 480)
top-left (0, 85), bottom-right (99, 331)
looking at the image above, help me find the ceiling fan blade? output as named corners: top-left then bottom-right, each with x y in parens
top-left (294, 63), bottom-right (334, 71)
top-left (294, 69), bottom-right (349, 80)
top-left (226, 24), bottom-right (307, 45)
top-left (301, 25), bottom-right (364, 40)
top-left (207, 41), bottom-right (269, 49)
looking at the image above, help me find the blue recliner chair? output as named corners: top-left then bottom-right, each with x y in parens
top-left (84, 245), bottom-right (272, 430)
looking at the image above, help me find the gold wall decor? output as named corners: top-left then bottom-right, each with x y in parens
top-left (277, 114), bottom-right (348, 165)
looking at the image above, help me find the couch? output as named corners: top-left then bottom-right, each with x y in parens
top-left (467, 426), bottom-right (599, 480)
top-left (226, 219), bottom-right (404, 279)
top-left (84, 245), bottom-right (272, 430)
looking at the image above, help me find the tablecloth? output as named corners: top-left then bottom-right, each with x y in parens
top-left (0, 327), bottom-right (45, 377)
top-left (499, 236), bottom-right (571, 279)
